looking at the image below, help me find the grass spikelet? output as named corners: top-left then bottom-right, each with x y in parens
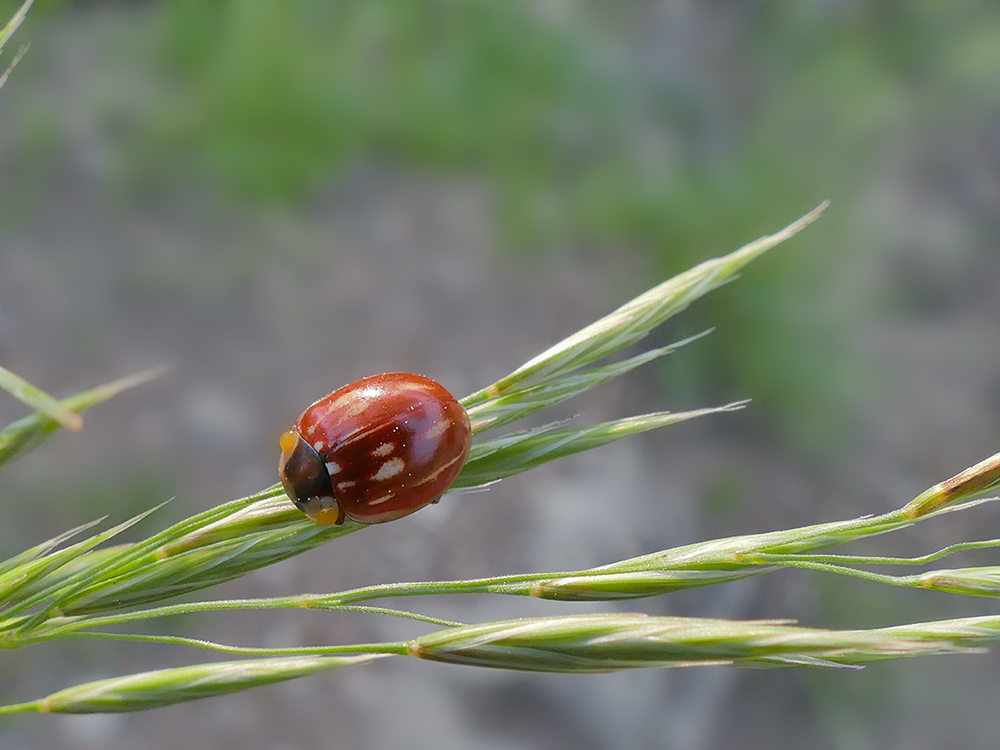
top-left (0, 654), bottom-right (386, 714)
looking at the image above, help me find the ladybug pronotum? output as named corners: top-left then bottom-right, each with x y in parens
top-left (278, 372), bottom-right (472, 525)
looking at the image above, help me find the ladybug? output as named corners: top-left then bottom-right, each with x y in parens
top-left (279, 372), bottom-right (472, 526)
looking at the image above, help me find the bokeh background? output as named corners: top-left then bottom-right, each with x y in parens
top-left (1, 1), bottom-right (999, 748)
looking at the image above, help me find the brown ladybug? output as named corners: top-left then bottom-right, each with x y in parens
top-left (279, 372), bottom-right (472, 525)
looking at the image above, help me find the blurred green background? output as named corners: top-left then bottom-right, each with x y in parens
top-left (1, 1), bottom-right (999, 749)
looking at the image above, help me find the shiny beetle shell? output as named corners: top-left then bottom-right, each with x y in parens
top-left (279, 372), bottom-right (472, 525)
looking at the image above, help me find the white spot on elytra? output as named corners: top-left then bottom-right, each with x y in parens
top-left (336, 481), bottom-right (356, 491)
top-left (323, 391), bottom-right (375, 421)
top-left (372, 457), bottom-right (406, 481)
top-left (343, 399), bottom-right (371, 419)
top-left (314, 441), bottom-right (327, 452)
top-left (422, 418), bottom-right (452, 441)
top-left (325, 461), bottom-right (342, 475)
top-left (372, 442), bottom-right (395, 457)
top-left (412, 452), bottom-right (463, 485)
top-left (368, 492), bottom-right (394, 505)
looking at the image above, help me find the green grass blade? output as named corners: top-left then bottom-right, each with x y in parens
top-left (0, 364), bottom-right (83, 432)
top-left (57, 509), bottom-right (349, 616)
top-left (456, 402), bottom-right (747, 489)
top-left (902, 449), bottom-right (1000, 517)
top-left (1, 505), bottom-right (164, 623)
top-left (0, 518), bottom-right (105, 578)
top-left (0, 41), bottom-right (28, 92)
top-left (462, 203), bottom-right (827, 407)
top-left (0, 366), bottom-right (167, 469)
top-left (465, 331), bottom-right (712, 434)
top-left (409, 612), bottom-right (990, 673)
top-left (0, 0), bottom-right (32, 55)
top-left (0, 654), bottom-right (387, 714)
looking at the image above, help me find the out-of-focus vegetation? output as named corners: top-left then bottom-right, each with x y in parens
top-left (6, 0), bottom-right (997, 457)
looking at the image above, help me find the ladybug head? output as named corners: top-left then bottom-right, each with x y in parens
top-left (278, 430), bottom-right (344, 525)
